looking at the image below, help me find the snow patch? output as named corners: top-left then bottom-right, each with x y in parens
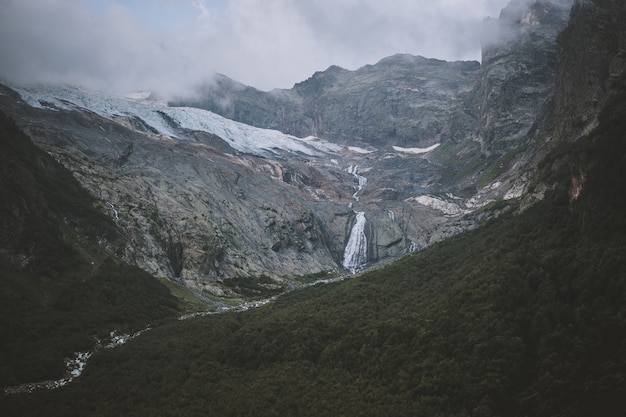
top-left (347, 146), bottom-right (374, 154)
top-left (392, 144), bottom-right (440, 154)
top-left (124, 91), bottom-right (152, 101)
top-left (504, 182), bottom-right (526, 200)
top-left (408, 195), bottom-right (464, 216)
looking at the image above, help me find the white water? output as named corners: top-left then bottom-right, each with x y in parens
top-left (342, 211), bottom-right (368, 274)
top-left (3, 329), bottom-right (149, 395)
top-left (346, 165), bottom-right (367, 201)
top-left (408, 240), bottom-right (420, 253)
top-left (4, 268), bottom-right (360, 396)
top-left (107, 202), bottom-right (119, 220)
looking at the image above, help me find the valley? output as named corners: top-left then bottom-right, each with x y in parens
top-left (2, 0), bottom-right (626, 415)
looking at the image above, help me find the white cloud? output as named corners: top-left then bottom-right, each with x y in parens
top-left (192, 0), bottom-right (213, 26)
top-left (0, 0), bottom-right (511, 95)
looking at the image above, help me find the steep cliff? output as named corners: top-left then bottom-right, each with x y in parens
top-left (471, 0), bottom-right (573, 154)
top-left (552, 0), bottom-right (626, 140)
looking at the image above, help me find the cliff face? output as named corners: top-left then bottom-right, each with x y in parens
top-left (0, 85), bottom-right (350, 295)
top-left (471, 0), bottom-right (573, 154)
top-left (552, 0), bottom-right (626, 141)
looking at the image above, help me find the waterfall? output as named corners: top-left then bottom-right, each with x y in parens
top-left (107, 202), bottom-right (119, 220)
top-left (347, 165), bottom-right (367, 201)
top-left (342, 211), bottom-right (368, 273)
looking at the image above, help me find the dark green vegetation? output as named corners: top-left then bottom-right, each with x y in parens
top-left (0, 111), bottom-right (182, 387)
top-left (3, 85), bottom-right (626, 416)
top-left (222, 275), bottom-right (285, 298)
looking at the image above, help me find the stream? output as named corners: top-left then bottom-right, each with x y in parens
top-left (4, 165), bottom-right (372, 395)
top-left (3, 274), bottom-right (351, 396)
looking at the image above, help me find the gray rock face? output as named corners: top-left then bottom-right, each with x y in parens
top-left (0, 0), bottom-right (591, 297)
top-left (471, 0), bottom-right (574, 154)
top-left (0, 92), bottom-right (347, 295)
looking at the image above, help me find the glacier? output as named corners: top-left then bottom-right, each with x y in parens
top-left (10, 83), bottom-right (343, 158)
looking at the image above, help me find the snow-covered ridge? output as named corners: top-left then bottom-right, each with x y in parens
top-left (11, 83), bottom-right (342, 158)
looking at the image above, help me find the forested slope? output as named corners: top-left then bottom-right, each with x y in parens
top-left (4, 80), bottom-right (625, 417)
top-left (0, 111), bottom-right (182, 387)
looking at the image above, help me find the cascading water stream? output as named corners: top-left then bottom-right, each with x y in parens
top-left (342, 165), bottom-right (369, 273)
top-left (347, 165), bottom-right (367, 201)
top-left (107, 202), bottom-right (119, 220)
top-left (342, 211), bottom-right (368, 273)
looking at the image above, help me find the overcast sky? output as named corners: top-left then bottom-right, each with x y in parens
top-left (0, 0), bottom-right (510, 96)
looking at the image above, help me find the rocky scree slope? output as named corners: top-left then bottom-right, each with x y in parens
top-left (0, 0), bottom-right (579, 296)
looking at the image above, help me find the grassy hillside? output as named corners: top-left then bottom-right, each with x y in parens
top-left (0, 111), bottom-right (182, 387)
top-left (3, 85), bottom-right (625, 416)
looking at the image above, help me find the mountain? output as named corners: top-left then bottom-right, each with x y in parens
top-left (2, 0), bottom-right (626, 413)
top-left (2, 0), bottom-right (626, 414)
top-left (178, 0), bottom-right (575, 187)
top-left (0, 0), bottom-right (578, 297)
top-left (176, 56), bottom-right (480, 149)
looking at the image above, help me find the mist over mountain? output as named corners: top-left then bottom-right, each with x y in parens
top-left (2, 0), bottom-right (626, 414)
top-left (0, 0), bottom-right (510, 93)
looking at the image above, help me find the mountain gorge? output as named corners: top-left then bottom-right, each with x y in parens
top-left (0, 0), bottom-right (579, 296)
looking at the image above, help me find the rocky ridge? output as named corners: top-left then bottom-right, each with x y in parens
top-left (181, 56), bottom-right (480, 149)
